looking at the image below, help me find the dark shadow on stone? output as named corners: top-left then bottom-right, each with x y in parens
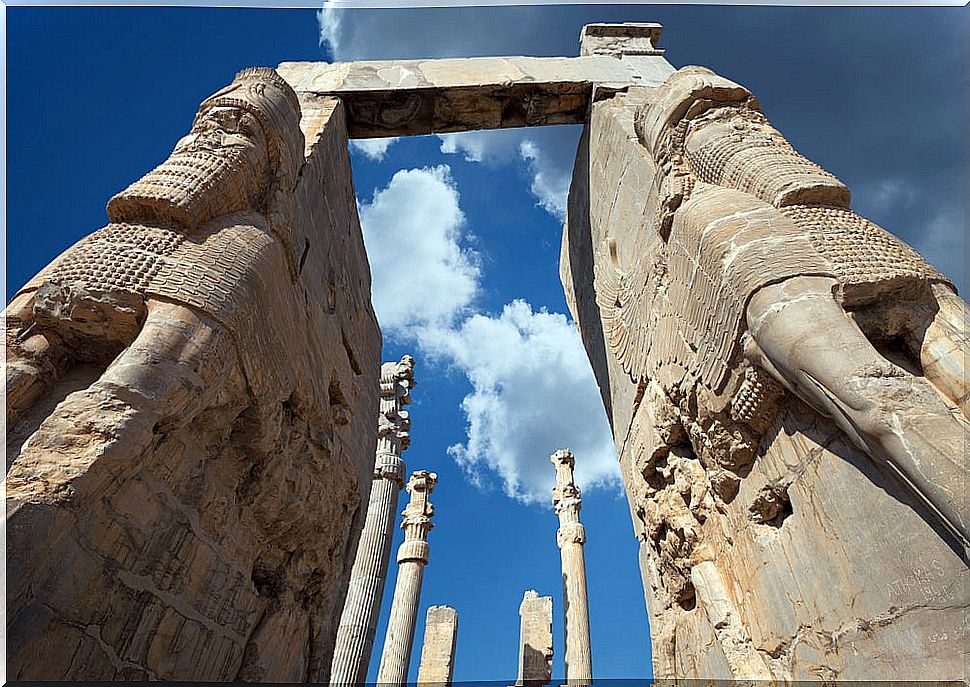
top-left (521, 642), bottom-right (551, 687)
top-left (562, 123), bottom-right (613, 424)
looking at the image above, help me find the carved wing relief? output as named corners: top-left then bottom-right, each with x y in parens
top-left (593, 236), bottom-right (658, 384)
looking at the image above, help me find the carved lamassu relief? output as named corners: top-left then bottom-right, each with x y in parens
top-left (594, 66), bottom-right (968, 592)
top-left (6, 68), bottom-right (378, 681)
top-left (8, 67), bottom-right (305, 415)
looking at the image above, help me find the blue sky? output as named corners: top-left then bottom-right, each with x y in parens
top-left (6, 5), bottom-right (967, 683)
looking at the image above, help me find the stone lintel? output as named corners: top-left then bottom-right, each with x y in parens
top-left (277, 52), bottom-right (674, 138)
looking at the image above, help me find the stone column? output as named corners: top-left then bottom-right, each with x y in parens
top-left (416, 605), bottom-right (458, 685)
top-left (551, 450), bottom-right (592, 686)
top-left (516, 590), bottom-right (553, 687)
top-left (376, 471), bottom-right (438, 687)
top-left (330, 356), bottom-right (416, 685)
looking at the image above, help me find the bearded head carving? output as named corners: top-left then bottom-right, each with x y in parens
top-left (107, 67), bottom-right (304, 231)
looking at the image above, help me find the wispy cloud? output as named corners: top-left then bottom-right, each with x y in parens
top-left (434, 128), bottom-right (577, 221)
top-left (852, 175), bottom-right (966, 291)
top-left (916, 207), bottom-right (965, 289)
top-left (316, 0), bottom-right (342, 54)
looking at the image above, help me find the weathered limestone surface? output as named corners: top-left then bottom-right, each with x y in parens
top-left (561, 60), bottom-right (970, 681)
top-left (416, 605), bottom-right (458, 685)
top-left (377, 470), bottom-right (438, 687)
top-left (8, 20), bottom-right (967, 685)
top-left (516, 590), bottom-right (553, 687)
top-left (6, 68), bottom-right (381, 681)
top-left (550, 450), bottom-right (592, 685)
top-left (277, 25), bottom-right (673, 139)
top-left (331, 355), bottom-right (416, 685)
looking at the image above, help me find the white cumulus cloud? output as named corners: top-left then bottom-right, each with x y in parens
top-left (358, 165), bottom-right (479, 335)
top-left (357, 164), bottom-right (618, 504)
top-left (425, 300), bottom-right (619, 504)
top-left (349, 137), bottom-right (400, 161)
top-left (519, 138), bottom-right (571, 220)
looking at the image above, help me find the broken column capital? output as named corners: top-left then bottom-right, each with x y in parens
top-left (378, 407), bottom-right (411, 445)
top-left (377, 353), bottom-right (415, 452)
top-left (551, 449), bottom-right (582, 518)
top-left (380, 354), bottom-right (416, 403)
top-left (401, 470), bottom-right (437, 541)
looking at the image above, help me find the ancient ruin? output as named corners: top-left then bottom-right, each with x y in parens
top-left (331, 355), bottom-right (416, 684)
top-left (560, 26), bottom-right (968, 681)
top-left (6, 19), bottom-right (967, 684)
top-left (515, 590), bottom-right (554, 687)
top-left (376, 470), bottom-right (438, 686)
top-left (550, 450), bottom-right (593, 685)
top-left (416, 605), bottom-right (459, 685)
top-left (6, 68), bottom-right (380, 681)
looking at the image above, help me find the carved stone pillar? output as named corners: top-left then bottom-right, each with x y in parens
top-left (5, 68), bottom-right (382, 682)
top-left (416, 605), bottom-right (458, 685)
top-left (561, 29), bottom-right (970, 681)
top-left (376, 471), bottom-right (438, 687)
top-left (331, 355), bottom-right (416, 685)
top-left (551, 450), bottom-right (593, 686)
top-left (515, 590), bottom-right (553, 687)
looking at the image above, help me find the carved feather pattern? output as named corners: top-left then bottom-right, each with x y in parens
top-left (593, 237), bottom-right (657, 383)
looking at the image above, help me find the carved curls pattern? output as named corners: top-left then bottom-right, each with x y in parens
top-left (781, 204), bottom-right (950, 303)
top-left (45, 224), bottom-right (184, 294)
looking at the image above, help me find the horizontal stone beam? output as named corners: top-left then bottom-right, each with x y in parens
top-left (277, 53), bottom-right (674, 138)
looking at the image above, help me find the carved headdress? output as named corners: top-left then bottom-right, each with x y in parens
top-left (107, 67), bottom-right (304, 231)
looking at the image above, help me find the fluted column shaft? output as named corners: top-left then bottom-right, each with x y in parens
top-left (551, 450), bottom-right (592, 685)
top-left (557, 525), bottom-right (592, 684)
top-left (376, 471), bottom-right (437, 687)
top-left (377, 556), bottom-right (426, 684)
top-left (331, 356), bottom-right (415, 685)
top-left (330, 457), bottom-right (403, 684)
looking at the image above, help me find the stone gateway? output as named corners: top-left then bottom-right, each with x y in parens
top-left (6, 22), bottom-right (967, 683)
